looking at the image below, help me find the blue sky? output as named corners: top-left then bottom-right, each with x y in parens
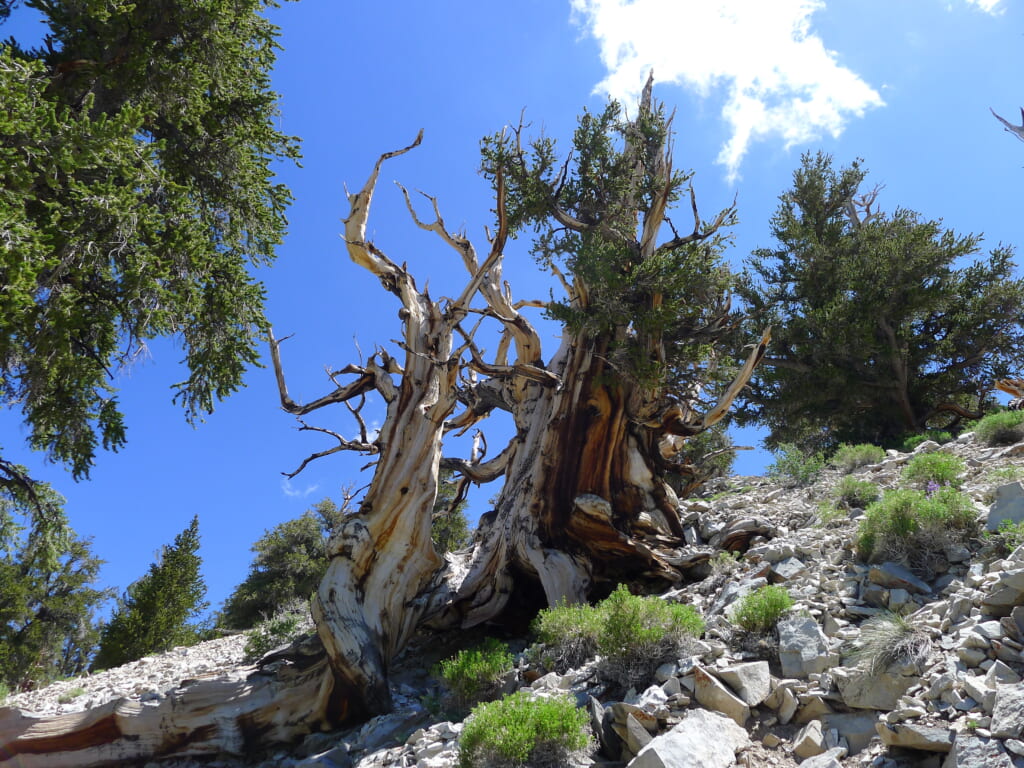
top-left (2, 0), bottom-right (1022, 619)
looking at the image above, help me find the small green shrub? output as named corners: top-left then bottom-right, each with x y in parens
top-left (530, 601), bottom-right (603, 673)
top-left (814, 501), bottom-right (847, 527)
top-left (833, 476), bottom-right (880, 509)
top-left (856, 488), bottom-right (977, 568)
top-left (898, 431), bottom-right (953, 452)
top-left (845, 612), bottom-right (930, 674)
top-left (974, 410), bottom-right (1024, 447)
top-left (0, 681), bottom-right (8, 705)
top-left (730, 585), bottom-right (794, 634)
top-left (985, 466), bottom-right (1024, 484)
top-left (597, 585), bottom-right (704, 691)
top-left (902, 452), bottom-right (965, 489)
top-left (57, 686), bottom-right (86, 704)
top-left (767, 443), bottom-right (825, 488)
top-left (993, 519), bottom-right (1024, 552)
top-left (831, 443), bottom-right (886, 473)
top-left (438, 638), bottom-right (514, 712)
top-left (244, 604), bottom-right (311, 661)
top-left (458, 691), bottom-right (593, 768)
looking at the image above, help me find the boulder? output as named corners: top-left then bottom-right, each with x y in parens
top-left (623, 713), bottom-right (653, 756)
top-left (628, 708), bottom-right (750, 768)
top-left (833, 666), bottom-right (918, 710)
top-left (987, 482), bottom-right (1024, 532)
top-left (715, 661), bottom-right (771, 706)
top-left (693, 666), bottom-right (750, 726)
top-left (770, 557), bottom-right (807, 582)
top-left (793, 719), bottom-right (825, 759)
top-left (875, 722), bottom-right (955, 752)
top-left (797, 746), bottom-right (848, 768)
top-left (942, 735), bottom-right (1014, 768)
top-left (991, 683), bottom-right (1024, 739)
top-left (869, 562), bottom-right (932, 595)
top-left (777, 616), bottom-right (830, 679)
top-left (821, 712), bottom-right (880, 754)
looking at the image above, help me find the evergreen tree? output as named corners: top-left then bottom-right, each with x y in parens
top-left (0, 0), bottom-right (298, 502)
top-left (736, 152), bottom-right (1024, 451)
top-left (219, 500), bottom-right (342, 630)
top-left (0, 474), bottom-right (110, 689)
top-left (93, 515), bottom-right (207, 669)
top-left (431, 469), bottom-right (470, 554)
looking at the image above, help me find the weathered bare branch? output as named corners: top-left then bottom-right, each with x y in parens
top-left (991, 107), bottom-right (1024, 143)
top-left (454, 324), bottom-right (559, 386)
top-left (396, 179), bottom-right (543, 367)
top-left (440, 441), bottom-right (514, 483)
top-left (283, 420), bottom-right (379, 479)
top-left (846, 183), bottom-right (884, 229)
top-left (656, 186), bottom-right (736, 254)
top-left (512, 299), bottom-right (546, 310)
top-left (343, 133), bottom-right (423, 306)
top-left (269, 329), bottom-right (377, 416)
top-left (697, 327), bottom-right (771, 431)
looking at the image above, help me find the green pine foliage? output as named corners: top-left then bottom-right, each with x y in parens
top-left (93, 516), bottom-right (208, 670)
top-left (0, 0), bottom-right (298, 501)
top-left (0, 476), bottom-right (110, 689)
top-left (220, 499), bottom-right (343, 630)
top-left (431, 469), bottom-right (471, 554)
top-left (480, 90), bottom-right (739, 400)
top-left (735, 152), bottom-right (1024, 453)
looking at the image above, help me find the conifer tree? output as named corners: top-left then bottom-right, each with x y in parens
top-left (0, 476), bottom-right (109, 688)
top-left (0, 0), bottom-right (298, 504)
top-left (219, 500), bottom-right (342, 630)
top-left (430, 469), bottom-right (470, 554)
top-left (93, 516), bottom-right (207, 669)
top-left (735, 152), bottom-right (1024, 450)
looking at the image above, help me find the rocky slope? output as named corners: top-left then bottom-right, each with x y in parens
top-left (3, 431), bottom-right (1024, 768)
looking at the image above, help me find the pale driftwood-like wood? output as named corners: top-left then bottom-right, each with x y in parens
top-left (0, 645), bottom-right (338, 768)
top-left (996, 378), bottom-right (1024, 410)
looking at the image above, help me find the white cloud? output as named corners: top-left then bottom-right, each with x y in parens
top-left (281, 478), bottom-right (320, 498)
top-left (571, 0), bottom-right (884, 181)
top-left (963, 0), bottom-right (1003, 14)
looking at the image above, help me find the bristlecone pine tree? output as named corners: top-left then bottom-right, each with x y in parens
top-left (268, 77), bottom-right (767, 720)
top-left (0, 80), bottom-right (768, 764)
